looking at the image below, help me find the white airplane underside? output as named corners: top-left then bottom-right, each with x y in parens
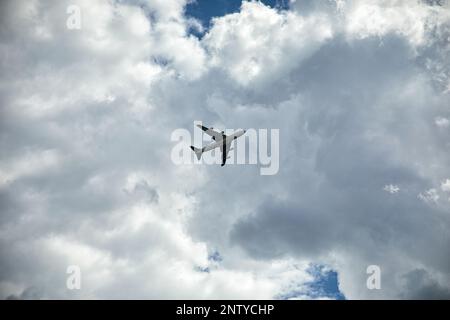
top-left (190, 124), bottom-right (246, 166)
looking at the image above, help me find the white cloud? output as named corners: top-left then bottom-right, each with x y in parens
top-left (383, 184), bottom-right (400, 194)
top-left (203, 1), bottom-right (333, 87)
top-left (441, 179), bottom-right (450, 192)
top-left (343, 0), bottom-right (449, 47)
top-left (345, 1), bottom-right (426, 46)
top-left (418, 188), bottom-right (440, 204)
top-left (435, 116), bottom-right (449, 128)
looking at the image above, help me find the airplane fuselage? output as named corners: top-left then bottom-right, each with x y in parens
top-left (191, 125), bottom-right (246, 166)
top-left (202, 129), bottom-right (246, 153)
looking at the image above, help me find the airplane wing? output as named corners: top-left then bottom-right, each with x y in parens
top-left (196, 124), bottom-right (223, 141)
top-left (220, 140), bottom-right (232, 166)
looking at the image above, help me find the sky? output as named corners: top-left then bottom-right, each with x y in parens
top-left (186, 0), bottom-right (289, 30)
top-left (0, 0), bottom-right (450, 299)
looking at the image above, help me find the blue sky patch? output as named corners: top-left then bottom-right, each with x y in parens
top-left (277, 264), bottom-right (346, 300)
top-left (208, 250), bottom-right (223, 262)
top-left (186, 0), bottom-right (289, 36)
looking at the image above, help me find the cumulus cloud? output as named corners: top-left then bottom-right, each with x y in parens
top-left (1, 0), bottom-right (450, 300)
top-left (203, 1), bottom-right (333, 87)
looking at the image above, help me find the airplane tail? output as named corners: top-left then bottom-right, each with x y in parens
top-left (190, 146), bottom-right (203, 160)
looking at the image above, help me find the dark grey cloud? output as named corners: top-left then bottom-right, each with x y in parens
top-left (401, 269), bottom-right (450, 299)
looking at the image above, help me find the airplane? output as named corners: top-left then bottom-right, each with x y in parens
top-left (190, 124), bottom-right (246, 166)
